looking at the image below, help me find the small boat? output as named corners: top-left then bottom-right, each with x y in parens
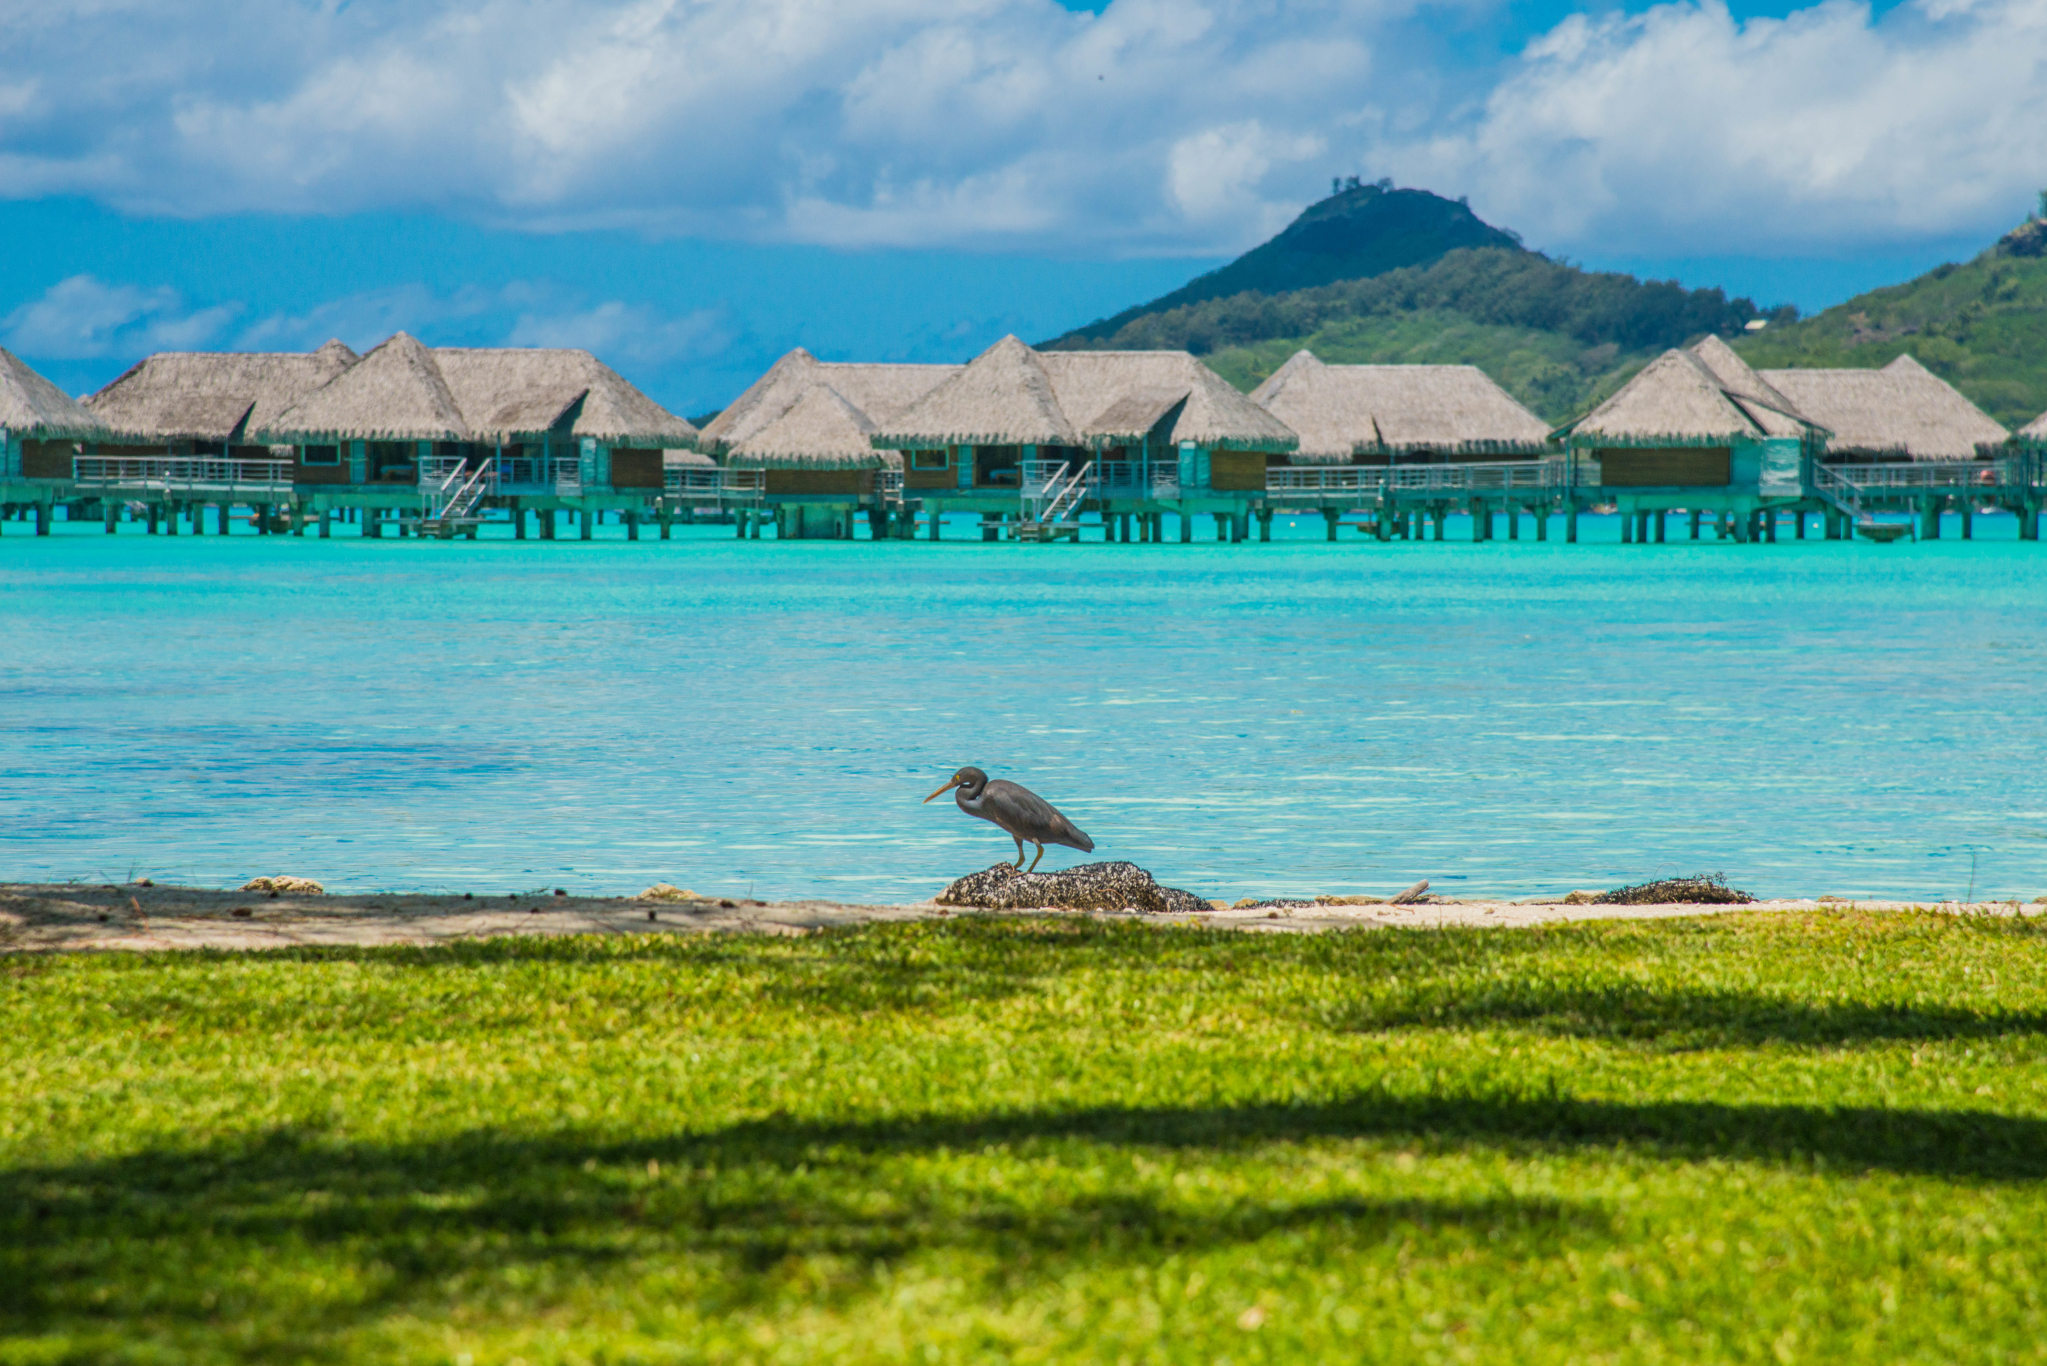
top-left (1855, 521), bottom-right (1912, 543)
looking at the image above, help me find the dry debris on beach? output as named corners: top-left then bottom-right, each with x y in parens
top-left (1, 871), bottom-right (2037, 954)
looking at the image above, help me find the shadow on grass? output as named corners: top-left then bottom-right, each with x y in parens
top-left (1331, 980), bottom-right (2047, 1048)
top-left (0, 1111), bottom-right (1596, 1358)
top-left (5, 1083), bottom-right (2043, 1356)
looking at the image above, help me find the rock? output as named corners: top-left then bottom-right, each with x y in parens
top-left (241, 876), bottom-right (323, 895)
top-left (636, 884), bottom-right (701, 902)
top-left (1315, 894), bottom-right (1385, 906)
top-left (936, 861), bottom-right (1210, 915)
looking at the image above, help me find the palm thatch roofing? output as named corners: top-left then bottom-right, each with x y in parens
top-left (872, 335), bottom-right (1297, 453)
top-left (2020, 408), bottom-right (2047, 443)
top-left (696, 348), bottom-right (959, 468)
top-left (1, 348), bottom-right (107, 444)
top-left (1, 346), bottom-right (107, 441)
top-left (1248, 350), bottom-right (1551, 464)
top-left (1762, 354), bottom-right (2008, 460)
top-left (1561, 337), bottom-right (1817, 447)
top-left (87, 339), bottom-right (359, 443)
top-left (433, 347), bottom-right (694, 445)
top-left (257, 333), bottom-right (695, 446)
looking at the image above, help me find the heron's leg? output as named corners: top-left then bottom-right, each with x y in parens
top-left (1011, 834), bottom-right (1026, 869)
top-left (1027, 843), bottom-right (1045, 873)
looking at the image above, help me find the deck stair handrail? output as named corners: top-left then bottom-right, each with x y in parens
top-left (1043, 461), bottom-right (1093, 523)
top-left (1813, 460), bottom-right (2005, 525)
top-left (1020, 459), bottom-right (1093, 524)
top-left (73, 455), bottom-right (294, 493)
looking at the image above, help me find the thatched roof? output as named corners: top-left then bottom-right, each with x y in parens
top-left (259, 332), bottom-right (467, 441)
top-left (695, 348), bottom-right (956, 465)
top-left (876, 336), bottom-right (1076, 447)
top-left (433, 347), bottom-right (694, 445)
top-left (726, 382), bottom-right (901, 470)
top-left (1249, 350), bottom-right (1550, 463)
top-left (0, 346), bottom-right (106, 440)
top-left (874, 335), bottom-right (1296, 453)
top-left (1563, 339), bottom-right (1817, 446)
top-left (259, 333), bottom-right (694, 446)
top-left (87, 339), bottom-right (359, 442)
top-left (1763, 354), bottom-right (2008, 460)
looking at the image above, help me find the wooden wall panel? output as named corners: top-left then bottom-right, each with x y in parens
top-left (21, 440), bottom-right (77, 479)
top-left (1209, 450), bottom-right (1270, 490)
top-left (764, 469), bottom-right (867, 495)
top-left (610, 449), bottom-right (664, 488)
top-left (1597, 447), bottom-right (1731, 487)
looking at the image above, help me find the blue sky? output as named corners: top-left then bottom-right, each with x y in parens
top-left (1, 0), bottom-right (2038, 416)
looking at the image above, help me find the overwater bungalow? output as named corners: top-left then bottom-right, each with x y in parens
top-left (1, 346), bottom-right (109, 533)
top-left (1555, 336), bottom-right (1822, 541)
top-left (868, 335), bottom-right (1296, 540)
top-left (1249, 350), bottom-right (1551, 465)
top-left (695, 348), bottom-right (959, 539)
top-left (77, 341), bottom-right (361, 532)
top-left (254, 332), bottom-right (697, 537)
top-left (1760, 355), bottom-right (2007, 462)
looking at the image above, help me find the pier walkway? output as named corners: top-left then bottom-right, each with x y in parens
top-left (5, 449), bottom-right (2043, 544)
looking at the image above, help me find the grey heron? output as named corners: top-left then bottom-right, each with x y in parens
top-left (923, 766), bottom-right (1094, 873)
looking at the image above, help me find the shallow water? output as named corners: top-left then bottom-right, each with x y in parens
top-left (3, 512), bottom-right (2043, 902)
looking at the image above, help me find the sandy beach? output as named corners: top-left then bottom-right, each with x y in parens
top-left (2, 880), bottom-right (2032, 954)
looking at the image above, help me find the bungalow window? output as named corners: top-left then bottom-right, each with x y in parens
top-left (368, 441), bottom-right (417, 481)
top-left (300, 445), bottom-right (340, 466)
top-left (910, 449), bottom-right (948, 470)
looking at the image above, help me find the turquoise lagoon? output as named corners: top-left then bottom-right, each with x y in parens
top-left (2, 512), bottom-right (2043, 903)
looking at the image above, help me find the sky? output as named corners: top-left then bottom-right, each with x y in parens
top-left (2, 0), bottom-right (2042, 415)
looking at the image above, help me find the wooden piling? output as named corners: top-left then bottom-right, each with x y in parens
top-left (1565, 505), bottom-right (1578, 543)
top-left (1258, 508), bottom-right (1272, 542)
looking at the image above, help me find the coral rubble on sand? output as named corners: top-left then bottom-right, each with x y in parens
top-left (635, 884), bottom-right (702, 902)
top-left (936, 862), bottom-right (1209, 915)
top-left (1595, 874), bottom-right (1754, 906)
top-left (240, 876), bottom-right (324, 894)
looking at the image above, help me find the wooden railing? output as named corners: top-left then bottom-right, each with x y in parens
top-left (1268, 460), bottom-right (1562, 496)
top-left (665, 468), bottom-right (765, 502)
top-left (73, 456), bottom-right (294, 491)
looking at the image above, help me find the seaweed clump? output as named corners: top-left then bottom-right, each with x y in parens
top-left (1595, 873), bottom-right (1755, 906)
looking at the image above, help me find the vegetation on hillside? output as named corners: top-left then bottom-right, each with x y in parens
top-left (7, 912), bottom-right (2047, 1361)
top-left (1056, 181), bottom-right (1523, 344)
top-left (1735, 236), bottom-right (2047, 429)
top-left (1061, 247), bottom-right (1791, 422)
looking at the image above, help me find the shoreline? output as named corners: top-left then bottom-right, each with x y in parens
top-left (3, 881), bottom-right (2035, 955)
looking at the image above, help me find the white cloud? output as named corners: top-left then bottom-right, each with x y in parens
top-left (1, 275), bottom-right (238, 358)
top-left (505, 299), bottom-right (731, 365)
top-left (0, 0), bottom-right (1399, 255)
top-left (1393, 0), bottom-right (2047, 256)
top-left (0, 0), bottom-right (2041, 262)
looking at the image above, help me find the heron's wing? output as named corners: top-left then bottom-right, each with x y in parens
top-left (985, 780), bottom-right (1093, 851)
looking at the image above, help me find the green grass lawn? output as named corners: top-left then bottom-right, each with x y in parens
top-left (6, 912), bottom-right (2047, 1364)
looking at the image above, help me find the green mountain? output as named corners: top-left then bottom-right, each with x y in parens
top-left (1055, 181), bottom-right (1523, 345)
top-left (1044, 186), bottom-right (1786, 423)
top-left (1732, 223), bottom-right (2047, 430)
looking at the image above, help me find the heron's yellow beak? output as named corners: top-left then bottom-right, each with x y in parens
top-left (923, 776), bottom-right (963, 803)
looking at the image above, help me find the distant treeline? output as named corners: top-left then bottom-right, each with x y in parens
top-left (1046, 248), bottom-right (1799, 358)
